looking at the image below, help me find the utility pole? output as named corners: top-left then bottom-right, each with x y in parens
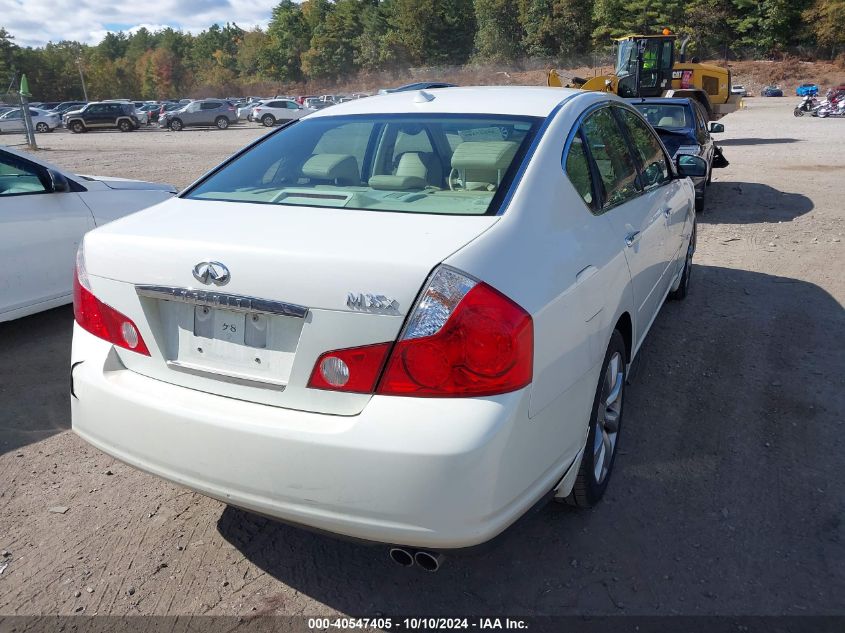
top-left (76, 55), bottom-right (88, 101)
top-left (19, 73), bottom-right (37, 150)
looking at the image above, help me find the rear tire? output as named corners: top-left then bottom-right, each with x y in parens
top-left (118, 119), bottom-right (132, 132)
top-left (669, 220), bottom-right (696, 301)
top-left (262, 114), bottom-right (275, 127)
top-left (563, 330), bottom-right (627, 508)
top-left (215, 116), bottom-right (229, 130)
top-left (69, 120), bottom-right (85, 134)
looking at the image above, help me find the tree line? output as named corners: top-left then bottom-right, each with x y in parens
top-left (1, 0), bottom-right (844, 102)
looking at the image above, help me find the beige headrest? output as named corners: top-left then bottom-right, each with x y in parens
top-left (302, 154), bottom-right (360, 185)
top-left (451, 141), bottom-right (518, 171)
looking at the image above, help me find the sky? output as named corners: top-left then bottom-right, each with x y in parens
top-left (2, 0), bottom-right (279, 47)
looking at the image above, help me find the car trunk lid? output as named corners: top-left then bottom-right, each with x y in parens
top-left (82, 198), bottom-right (498, 415)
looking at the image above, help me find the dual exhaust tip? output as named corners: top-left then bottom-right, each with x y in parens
top-left (389, 547), bottom-right (443, 572)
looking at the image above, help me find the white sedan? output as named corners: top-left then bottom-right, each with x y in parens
top-left (70, 87), bottom-right (704, 562)
top-left (0, 146), bottom-right (177, 321)
top-left (0, 107), bottom-right (61, 133)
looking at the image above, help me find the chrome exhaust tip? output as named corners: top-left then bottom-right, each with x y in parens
top-left (388, 547), bottom-right (414, 567)
top-left (413, 550), bottom-right (443, 572)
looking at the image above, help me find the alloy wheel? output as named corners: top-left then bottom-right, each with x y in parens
top-left (593, 351), bottom-right (623, 485)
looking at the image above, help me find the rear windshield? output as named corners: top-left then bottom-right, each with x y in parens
top-left (631, 104), bottom-right (690, 130)
top-left (186, 114), bottom-right (542, 216)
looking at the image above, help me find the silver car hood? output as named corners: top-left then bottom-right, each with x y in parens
top-left (80, 175), bottom-right (177, 193)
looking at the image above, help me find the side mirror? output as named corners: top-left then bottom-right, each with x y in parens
top-left (48, 169), bottom-right (70, 193)
top-left (709, 122), bottom-right (725, 133)
top-left (676, 155), bottom-right (707, 179)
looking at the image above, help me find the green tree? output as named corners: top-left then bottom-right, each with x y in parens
top-left (263, 0), bottom-right (310, 81)
top-left (473, 0), bottom-right (524, 63)
top-left (389, 0), bottom-right (476, 65)
top-left (0, 28), bottom-right (18, 94)
top-left (301, 0), bottom-right (366, 79)
top-left (804, 0), bottom-right (845, 56)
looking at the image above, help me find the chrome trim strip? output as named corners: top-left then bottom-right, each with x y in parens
top-left (136, 285), bottom-right (309, 319)
top-left (166, 360), bottom-right (288, 388)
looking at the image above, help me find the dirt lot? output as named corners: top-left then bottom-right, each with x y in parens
top-left (0, 99), bottom-right (843, 618)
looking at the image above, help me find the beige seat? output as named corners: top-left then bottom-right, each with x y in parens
top-left (658, 113), bottom-right (684, 127)
top-left (369, 152), bottom-right (429, 190)
top-left (450, 141), bottom-right (519, 191)
top-left (302, 154), bottom-right (360, 186)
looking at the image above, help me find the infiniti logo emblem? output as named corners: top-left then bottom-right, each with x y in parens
top-left (192, 261), bottom-right (230, 286)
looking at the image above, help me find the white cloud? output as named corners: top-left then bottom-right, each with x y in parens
top-left (4, 0), bottom-right (279, 47)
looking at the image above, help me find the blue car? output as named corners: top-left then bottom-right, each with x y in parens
top-left (796, 83), bottom-right (819, 97)
top-left (628, 97), bottom-right (728, 212)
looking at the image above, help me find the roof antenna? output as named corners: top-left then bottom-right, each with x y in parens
top-left (414, 90), bottom-right (435, 103)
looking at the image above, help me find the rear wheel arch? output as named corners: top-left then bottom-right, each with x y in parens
top-left (614, 312), bottom-right (632, 363)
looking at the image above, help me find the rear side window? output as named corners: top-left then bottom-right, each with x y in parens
top-left (202, 102), bottom-right (222, 110)
top-left (615, 107), bottom-right (670, 189)
top-left (564, 133), bottom-right (597, 211)
top-left (581, 108), bottom-right (640, 209)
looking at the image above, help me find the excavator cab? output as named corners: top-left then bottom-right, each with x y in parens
top-left (614, 35), bottom-right (676, 98)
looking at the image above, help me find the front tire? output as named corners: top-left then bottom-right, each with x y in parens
top-left (262, 114), bottom-right (275, 127)
top-left (215, 116), bottom-right (229, 130)
top-left (564, 330), bottom-right (627, 508)
top-left (169, 119), bottom-right (183, 131)
top-left (69, 120), bottom-right (85, 134)
top-left (35, 122), bottom-right (49, 133)
top-left (668, 220), bottom-right (696, 301)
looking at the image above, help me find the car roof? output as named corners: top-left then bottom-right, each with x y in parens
top-left (626, 97), bottom-right (694, 107)
top-left (308, 86), bottom-right (583, 119)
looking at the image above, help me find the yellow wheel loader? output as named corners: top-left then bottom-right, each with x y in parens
top-left (548, 33), bottom-right (743, 119)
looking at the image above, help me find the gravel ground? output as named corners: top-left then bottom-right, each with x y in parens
top-left (0, 98), bottom-right (843, 617)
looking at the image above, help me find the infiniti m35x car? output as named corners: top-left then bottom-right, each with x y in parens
top-left (71, 87), bottom-right (705, 552)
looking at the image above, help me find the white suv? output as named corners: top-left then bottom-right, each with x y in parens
top-left (252, 99), bottom-right (313, 126)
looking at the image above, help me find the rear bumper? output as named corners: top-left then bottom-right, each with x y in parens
top-left (71, 325), bottom-right (574, 549)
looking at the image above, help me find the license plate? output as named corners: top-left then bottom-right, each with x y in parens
top-left (194, 306), bottom-right (245, 344)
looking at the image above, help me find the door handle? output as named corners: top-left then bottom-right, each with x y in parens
top-left (625, 231), bottom-right (641, 247)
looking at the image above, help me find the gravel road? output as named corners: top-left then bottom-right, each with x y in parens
top-left (0, 99), bottom-right (843, 617)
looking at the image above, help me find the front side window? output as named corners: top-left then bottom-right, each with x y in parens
top-left (581, 108), bottom-right (640, 209)
top-left (0, 152), bottom-right (48, 196)
top-left (186, 114), bottom-right (541, 216)
top-left (615, 107), bottom-right (670, 189)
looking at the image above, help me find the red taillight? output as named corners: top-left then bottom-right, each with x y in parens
top-left (377, 282), bottom-right (532, 397)
top-left (306, 267), bottom-right (533, 398)
top-left (308, 342), bottom-right (392, 393)
top-left (73, 267), bottom-right (150, 356)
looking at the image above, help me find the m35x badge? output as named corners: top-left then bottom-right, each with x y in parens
top-left (347, 293), bottom-right (400, 314)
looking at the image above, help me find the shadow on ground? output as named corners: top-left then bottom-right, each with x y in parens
top-left (0, 305), bottom-right (73, 456)
top-left (702, 181), bottom-right (813, 223)
top-left (218, 265), bottom-right (845, 616)
top-left (716, 138), bottom-right (801, 146)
